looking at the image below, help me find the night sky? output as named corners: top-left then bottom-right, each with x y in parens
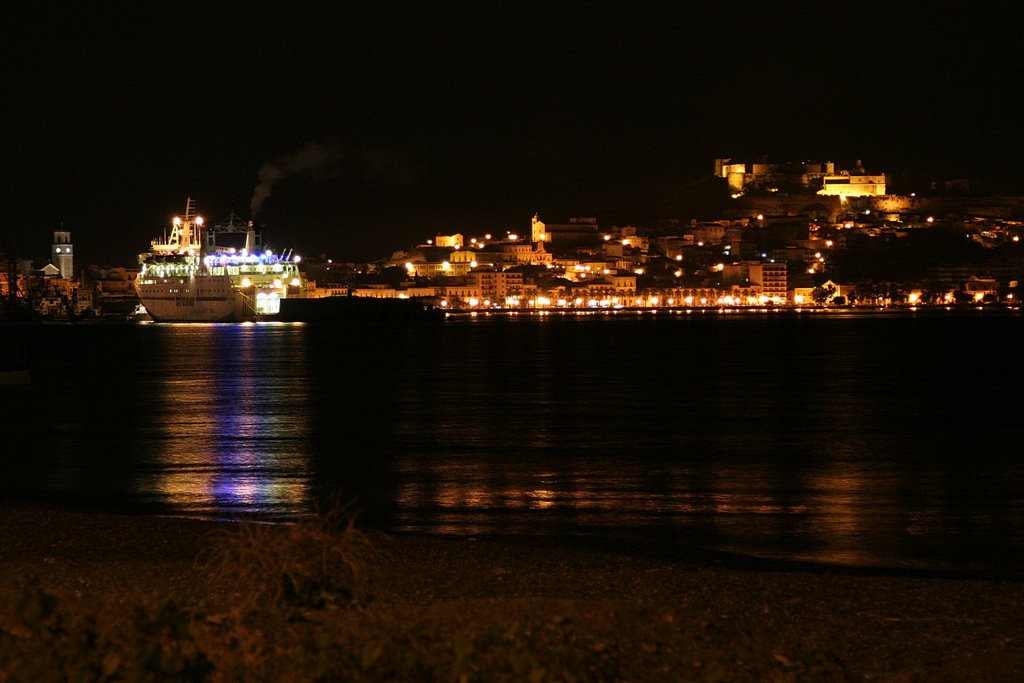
top-left (4, 4), bottom-right (1022, 266)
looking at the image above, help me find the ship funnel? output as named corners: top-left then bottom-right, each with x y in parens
top-left (245, 221), bottom-right (256, 253)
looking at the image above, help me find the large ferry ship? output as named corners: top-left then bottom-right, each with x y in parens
top-left (134, 198), bottom-right (304, 322)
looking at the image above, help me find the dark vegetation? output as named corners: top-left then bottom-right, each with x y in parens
top-left (2, 502), bottom-right (1021, 682)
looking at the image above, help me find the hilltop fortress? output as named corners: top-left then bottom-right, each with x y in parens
top-left (713, 157), bottom-right (1024, 222)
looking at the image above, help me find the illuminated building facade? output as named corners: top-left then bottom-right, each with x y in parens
top-left (468, 270), bottom-right (524, 302)
top-left (714, 159), bottom-right (836, 192)
top-left (748, 262), bottom-right (788, 300)
top-left (434, 234), bottom-right (464, 248)
top-left (818, 173), bottom-right (887, 197)
top-left (721, 261), bottom-right (788, 302)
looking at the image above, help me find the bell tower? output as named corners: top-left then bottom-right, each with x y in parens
top-left (52, 230), bottom-right (74, 279)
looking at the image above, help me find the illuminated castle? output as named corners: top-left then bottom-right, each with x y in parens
top-left (714, 158), bottom-right (886, 196)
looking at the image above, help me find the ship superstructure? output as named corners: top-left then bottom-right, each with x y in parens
top-left (134, 198), bottom-right (304, 322)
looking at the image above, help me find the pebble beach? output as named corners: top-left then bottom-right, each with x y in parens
top-left (1, 504), bottom-right (1022, 681)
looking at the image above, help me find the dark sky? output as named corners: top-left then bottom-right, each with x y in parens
top-left (4, 4), bottom-right (1022, 266)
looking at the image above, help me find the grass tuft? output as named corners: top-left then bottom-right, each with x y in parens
top-left (199, 497), bottom-right (379, 611)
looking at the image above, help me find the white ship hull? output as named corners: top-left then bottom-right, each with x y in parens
top-left (135, 199), bottom-right (304, 322)
top-left (135, 275), bottom-right (253, 322)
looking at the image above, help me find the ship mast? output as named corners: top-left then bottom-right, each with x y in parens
top-left (180, 197), bottom-right (199, 252)
top-left (160, 197), bottom-right (204, 255)
top-left (156, 198), bottom-right (199, 255)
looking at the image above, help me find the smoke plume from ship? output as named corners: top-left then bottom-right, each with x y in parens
top-left (249, 140), bottom-right (417, 217)
top-left (250, 140), bottom-right (342, 216)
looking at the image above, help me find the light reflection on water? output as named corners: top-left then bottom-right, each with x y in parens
top-left (2, 311), bottom-right (1023, 575)
top-left (131, 324), bottom-right (312, 517)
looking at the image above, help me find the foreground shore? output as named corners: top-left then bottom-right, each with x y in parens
top-left (1, 504), bottom-right (1022, 681)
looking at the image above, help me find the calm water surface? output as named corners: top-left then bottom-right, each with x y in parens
top-left (2, 310), bottom-right (1022, 576)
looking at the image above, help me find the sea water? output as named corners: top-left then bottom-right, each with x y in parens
top-left (2, 309), bottom-right (1021, 576)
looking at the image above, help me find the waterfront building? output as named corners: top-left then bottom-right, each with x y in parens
top-left (436, 284), bottom-right (483, 306)
top-left (964, 276), bottom-right (999, 301)
top-left (721, 261), bottom-right (788, 302)
top-left (748, 262), bottom-right (788, 301)
top-left (468, 269), bottom-right (524, 302)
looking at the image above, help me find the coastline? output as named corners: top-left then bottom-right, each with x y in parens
top-left (2, 302), bottom-right (1022, 325)
top-left (2, 504), bottom-right (1021, 681)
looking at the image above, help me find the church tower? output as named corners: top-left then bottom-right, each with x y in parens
top-left (531, 213), bottom-right (548, 243)
top-left (51, 230), bottom-right (74, 279)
